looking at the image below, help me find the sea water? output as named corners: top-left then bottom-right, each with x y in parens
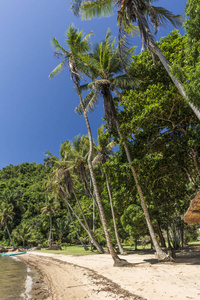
top-left (0, 255), bottom-right (28, 299)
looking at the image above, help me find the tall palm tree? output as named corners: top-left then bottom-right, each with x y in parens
top-left (94, 125), bottom-right (125, 254)
top-left (77, 29), bottom-right (172, 261)
top-left (0, 202), bottom-right (15, 248)
top-left (71, 0), bottom-right (200, 120)
top-left (49, 24), bottom-right (127, 266)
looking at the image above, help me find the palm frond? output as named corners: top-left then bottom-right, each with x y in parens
top-left (92, 154), bottom-right (103, 166)
top-left (70, 0), bottom-right (83, 16)
top-left (80, 0), bottom-right (114, 20)
top-left (49, 60), bottom-right (67, 78)
top-left (66, 24), bottom-right (92, 55)
top-left (112, 74), bottom-right (141, 89)
top-left (117, 11), bottom-right (140, 36)
top-left (75, 90), bottom-right (98, 115)
top-left (151, 6), bottom-right (184, 32)
top-left (118, 33), bottom-right (137, 72)
top-left (106, 139), bottom-right (116, 152)
top-left (51, 37), bottom-right (69, 54)
top-left (80, 53), bottom-right (102, 79)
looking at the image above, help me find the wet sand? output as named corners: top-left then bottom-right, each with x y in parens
top-left (19, 248), bottom-right (200, 300)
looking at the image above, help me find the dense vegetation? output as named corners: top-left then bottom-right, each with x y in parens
top-left (1, 0), bottom-right (200, 264)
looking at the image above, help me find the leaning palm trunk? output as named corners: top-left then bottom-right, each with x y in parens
top-left (71, 186), bottom-right (104, 253)
top-left (93, 198), bottom-right (96, 232)
top-left (75, 85), bottom-right (128, 266)
top-left (124, 3), bottom-right (200, 120)
top-left (102, 87), bottom-right (172, 261)
top-left (65, 198), bottom-right (89, 251)
top-left (149, 41), bottom-right (200, 120)
top-left (5, 221), bottom-right (15, 249)
top-left (83, 174), bottom-right (102, 219)
top-left (104, 171), bottom-right (125, 254)
top-left (60, 186), bottom-right (103, 252)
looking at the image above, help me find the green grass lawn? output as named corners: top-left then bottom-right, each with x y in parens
top-left (188, 241), bottom-right (200, 245)
top-left (34, 242), bottom-right (200, 256)
top-left (38, 245), bottom-right (102, 255)
top-left (37, 243), bottom-right (153, 256)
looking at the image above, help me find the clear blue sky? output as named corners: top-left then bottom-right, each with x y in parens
top-left (0, 0), bottom-right (187, 169)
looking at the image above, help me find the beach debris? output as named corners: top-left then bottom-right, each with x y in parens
top-left (46, 244), bottom-right (62, 250)
top-left (0, 246), bottom-right (8, 253)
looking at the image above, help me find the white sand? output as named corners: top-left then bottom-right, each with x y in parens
top-left (19, 251), bottom-right (200, 300)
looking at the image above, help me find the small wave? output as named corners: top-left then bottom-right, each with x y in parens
top-left (21, 265), bottom-right (33, 299)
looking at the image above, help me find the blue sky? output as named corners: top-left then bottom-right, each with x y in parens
top-left (0, 0), bottom-right (187, 169)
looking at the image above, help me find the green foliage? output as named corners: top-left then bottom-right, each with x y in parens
top-left (171, 1), bottom-right (200, 108)
top-left (0, 163), bottom-right (51, 245)
top-left (109, 30), bottom-right (200, 246)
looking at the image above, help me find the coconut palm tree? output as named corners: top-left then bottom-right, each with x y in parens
top-left (66, 135), bottom-right (93, 196)
top-left (41, 196), bottom-right (58, 246)
top-left (13, 223), bottom-right (32, 247)
top-left (94, 125), bottom-right (125, 254)
top-left (49, 24), bottom-right (127, 265)
top-left (71, 0), bottom-right (200, 120)
top-left (46, 150), bottom-right (104, 253)
top-left (77, 29), bottom-right (172, 261)
top-left (49, 174), bottom-right (89, 251)
top-left (61, 136), bottom-right (103, 229)
top-left (0, 202), bottom-right (15, 248)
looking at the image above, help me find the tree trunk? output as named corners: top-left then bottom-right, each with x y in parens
top-left (191, 148), bottom-right (200, 176)
top-left (61, 187), bottom-right (101, 251)
top-left (71, 186), bottom-right (104, 253)
top-left (65, 198), bottom-right (89, 251)
top-left (156, 221), bottom-right (166, 248)
top-left (84, 176), bottom-right (102, 221)
top-left (114, 120), bottom-right (172, 261)
top-left (5, 221), bottom-right (15, 249)
top-left (183, 167), bottom-right (198, 190)
top-left (101, 86), bottom-right (172, 261)
top-left (93, 198), bottom-right (96, 232)
top-left (104, 171), bottom-right (125, 254)
top-left (150, 41), bottom-right (200, 121)
top-left (76, 84), bottom-right (129, 266)
top-left (181, 220), bottom-right (184, 248)
top-left (166, 223), bottom-right (173, 249)
top-left (135, 239), bottom-right (138, 251)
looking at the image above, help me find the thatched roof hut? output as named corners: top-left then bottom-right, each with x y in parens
top-left (184, 190), bottom-right (200, 225)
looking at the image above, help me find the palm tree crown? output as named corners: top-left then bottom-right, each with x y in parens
top-left (49, 23), bottom-right (92, 84)
top-left (77, 29), bottom-right (139, 129)
top-left (71, 0), bottom-right (182, 49)
top-left (0, 202), bottom-right (14, 225)
top-left (70, 1), bottom-right (200, 121)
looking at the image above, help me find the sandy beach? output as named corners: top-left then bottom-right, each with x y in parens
top-left (18, 246), bottom-right (200, 300)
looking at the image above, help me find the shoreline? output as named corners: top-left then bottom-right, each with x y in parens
top-left (18, 249), bottom-right (200, 300)
top-left (19, 253), bottom-right (144, 300)
top-left (20, 257), bottom-right (50, 299)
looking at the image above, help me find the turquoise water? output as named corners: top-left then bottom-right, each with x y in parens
top-left (0, 256), bottom-right (27, 299)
